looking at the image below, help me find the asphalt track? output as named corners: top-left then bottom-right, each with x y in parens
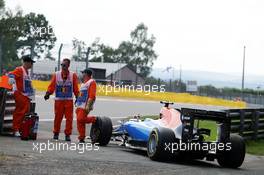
top-left (35, 92), bottom-right (230, 122)
top-left (35, 92), bottom-right (230, 135)
top-left (1, 131), bottom-right (264, 175)
top-left (0, 92), bottom-right (264, 175)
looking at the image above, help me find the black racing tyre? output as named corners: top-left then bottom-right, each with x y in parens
top-left (90, 116), bottom-right (113, 146)
top-left (217, 134), bottom-right (246, 168)
top-left (147, 127), bottom-right (176, 161)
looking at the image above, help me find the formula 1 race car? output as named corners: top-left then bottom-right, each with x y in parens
top-left (96, 101), bottom-right (245, 168)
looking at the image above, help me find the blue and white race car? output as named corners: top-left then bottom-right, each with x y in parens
top-left (90, 101), bottom-right (245, 168)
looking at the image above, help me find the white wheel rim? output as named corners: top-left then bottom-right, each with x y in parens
top-left (149, 134), bottom-right (157, 154)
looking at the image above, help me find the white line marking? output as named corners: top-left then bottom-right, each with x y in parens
top-left (39, 116), bottom-right (126, 122)
top-left (35, 95), bottom-right (156, 103)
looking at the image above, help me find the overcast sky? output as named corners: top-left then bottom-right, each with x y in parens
top-left (5, 0), bottom-right (264, 75)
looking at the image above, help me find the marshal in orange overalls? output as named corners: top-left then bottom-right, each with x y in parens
top-left (8, 66), bottom-right (34, 133)
top-left (75, 77), bottom-right (97, 141)
top-left (47, 70), bottom-right (79, 136)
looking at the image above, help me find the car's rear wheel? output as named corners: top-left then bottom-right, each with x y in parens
top-left (147, 127), bottom-right (176, 161)
top-left (217, 134), bottom-right (245, 168)
top-left (90, 116), bottom-right (113, 146)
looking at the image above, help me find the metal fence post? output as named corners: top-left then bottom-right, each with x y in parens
top-left (0, 88), bottom-right (7, 134)
top-left (239, 109), bottom-right (245, 136)
top-left (253, 110), bottom-right (259, 140)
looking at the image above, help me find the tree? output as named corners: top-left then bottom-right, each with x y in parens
top-left (0, 0), bottom-right (5, 73)
top-left (17, 12), bottom-right (57, 59)
top-left (72, 37), bottom-right (119, 63)
top-left (198, 85), bottom-right (220, 95)
top-left (71, 23), bottom-right (157, 78)
top-left (117, 23), bottom-right (158, 77)
top-left (0, 0), bottom-right (4, 11)
top-left (46, 50), bottom-right (55, 60)
top-left (86, 23), bottom-right (158, 78)
top-left (0, 9), bottom-right (56, 71)
top-left (72, 38), bottom-right (86, 61)
top-left (89, 38), bottom-right (117, 63)
top-left (0, 9), bottom-right (25, 70)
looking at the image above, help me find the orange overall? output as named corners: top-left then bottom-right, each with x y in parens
top-left (75, 78), bottom-right (97, 140)
top-left (47, 70), bottom-right (79, 136)
top-left (8, 67), bottom-right (33, 132)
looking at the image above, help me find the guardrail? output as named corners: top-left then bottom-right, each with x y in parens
top-left (0, 87), bottom-right (36, 135)
top-left (0, 88), bottom-right (15, 135)
top-left (228, 109), bottom-right (264, 140)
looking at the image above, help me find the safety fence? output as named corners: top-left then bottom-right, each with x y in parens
top-left (0, 88), bottom-right (36, 135)
top-left (228, 108), bottom-right (264, 140)
top-left (0, 88), bottom-right (15, 135)
top-left (199, 91), bottom-right (264, 106)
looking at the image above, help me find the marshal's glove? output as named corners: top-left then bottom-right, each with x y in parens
top-left (44, 92), bottom-right (51, 101)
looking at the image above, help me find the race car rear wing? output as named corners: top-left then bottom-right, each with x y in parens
top-left (180, 108), bottom-right (230, 142)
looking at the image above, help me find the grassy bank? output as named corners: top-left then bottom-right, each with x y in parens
top-left (246, 140), bottom-right (264, 156)
top-left (0, 152), bottom-right (6, 161)
top-left (32, 80), bottom-right (246, 108)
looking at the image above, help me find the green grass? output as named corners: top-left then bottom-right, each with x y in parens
top-left (245, 140), bottom-right (264, 156)
top-left (0, 152), bottom-right (6, 161)
top-left (140, 115), bottom-right (264, 156)
top-left (140, 115), bottom-right (160, 120)
top-left (194, 120), bottom-right (218, 141)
